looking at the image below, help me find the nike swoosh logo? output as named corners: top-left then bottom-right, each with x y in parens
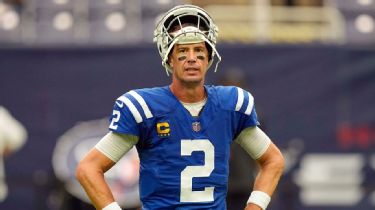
top-left (116, 101), bottom-right (124, 108)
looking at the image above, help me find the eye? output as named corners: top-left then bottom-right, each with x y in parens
top-left (178, 48), bottom-right (186, 53)
top-left (197, 55), bottom-right (205, 60)
top-left (196, 48), bottom-right (204, 52)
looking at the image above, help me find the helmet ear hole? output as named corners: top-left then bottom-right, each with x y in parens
top-left (205, 42), bottom-right (213, 61)
top-left (159, 46), bottom-right (162, 54)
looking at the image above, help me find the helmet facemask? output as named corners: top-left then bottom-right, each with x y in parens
top-left (154, 5), bottom-right (221, 75)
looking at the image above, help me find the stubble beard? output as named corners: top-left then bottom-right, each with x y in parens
top-left (174, 72), bottom-right (204, 88)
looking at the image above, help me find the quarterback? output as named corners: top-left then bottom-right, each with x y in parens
top-left (76, 4), bottom-right (284, 210)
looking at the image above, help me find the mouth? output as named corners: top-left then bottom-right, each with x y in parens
top-left (184, 67), bottom-right (200, 72)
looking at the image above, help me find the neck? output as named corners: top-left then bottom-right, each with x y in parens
top-left (170, 82), bottom-right (206, 103)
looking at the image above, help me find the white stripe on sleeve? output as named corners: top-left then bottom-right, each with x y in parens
top-left (244, 92), bottom-right (254, 115)
top-left (235, 87), bottom-right (244, 111)
top-left (129, 90), bottom-right (153, 119)
top-left (117, 95), bottom-right (143, 123)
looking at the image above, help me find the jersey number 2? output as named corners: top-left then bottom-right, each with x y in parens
top-left (109, 110), bottom-right (120, 130)
top-left (180, 139), bottom-right (215, 202)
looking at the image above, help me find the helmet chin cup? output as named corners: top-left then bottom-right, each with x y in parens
top-left (154, 5), bottom-right (221, 75)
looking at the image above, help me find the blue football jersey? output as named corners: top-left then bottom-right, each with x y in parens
top-left (109, 85), bottom-right (259, 210)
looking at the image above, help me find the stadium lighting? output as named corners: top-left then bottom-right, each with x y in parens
top-left (53, 11), bottom-right (73, 31)
top-left (105, 12), bottom-right (126, 32)
top-left (53, 0), bottom-right (69, 5)
top-left (355, 14), bottom-right (375, 33)
top-left (1, 10), bottom-right (19, 30)
top-left (106, 0), bottom-right (121, 5)
top-left (357, 0), bottom-right (373, 6)
top-left (157, 0), bottom-right (172, 5)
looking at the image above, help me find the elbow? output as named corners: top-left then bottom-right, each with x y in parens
top-left (76, 160), bottom-right (89, 184)
top-left (260, 155), bottom-right (284, 181)
top-left (263, 148), bottom-right (285, 177)
top-left (76, 157), bottom-right (106, 184)
top-left (269, 144), bottom-right (286, 176)
top-left (274, 153), bottom-right (285, 176)
top-left (260, 144), bottom-right (286, 176)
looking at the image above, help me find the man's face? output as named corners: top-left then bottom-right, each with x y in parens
top-left (169, 42), bottom-right (209, 86)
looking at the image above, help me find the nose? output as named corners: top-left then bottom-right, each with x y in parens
top-left (186, 50), bottom-right (197, 63)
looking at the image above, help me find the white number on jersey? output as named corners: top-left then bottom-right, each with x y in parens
top-left (180, 139), bottom-right (215, 202)
top-left (109, 110), bottom-right (121, 130)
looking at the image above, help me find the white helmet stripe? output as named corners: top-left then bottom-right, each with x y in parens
top-left (117, 96), bottom-right (143, 123)
top-left (235, 87), bottom-right (244, 111)
top-left (244, 92), bottom-right (254, 115)
top-left (129, 90), bottom-right (153, 119)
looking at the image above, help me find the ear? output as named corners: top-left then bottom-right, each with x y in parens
top-left (168, 57), bottom-right (174, 68)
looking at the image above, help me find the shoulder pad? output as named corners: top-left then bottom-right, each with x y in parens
top-left (116, 89), bottom-right (154, 123)
top-left (214, 86), bottom-right (254, 115)
top-left (116, 87), bottom-right (174, 122)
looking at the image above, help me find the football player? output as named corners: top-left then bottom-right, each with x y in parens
top-left (76, 4), bottom-right (285, 210)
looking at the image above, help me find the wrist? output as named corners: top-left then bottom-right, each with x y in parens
top-left (247, 191), bottom-right (271, 210)
top-left (102, 202), bottom-right (122, 210)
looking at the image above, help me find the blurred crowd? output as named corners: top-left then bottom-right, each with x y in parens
top-left (0, 0), bottom-right (374, 46)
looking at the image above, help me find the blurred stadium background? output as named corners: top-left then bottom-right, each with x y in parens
top-left (0, 0), bottom-right (375, 209)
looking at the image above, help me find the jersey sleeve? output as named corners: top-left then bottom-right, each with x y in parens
top-left (108, 90), bottom-right (155, 137)
top-left (232, 86), bottom-right (260, 132)
top-left (108, 94), bottom-right (140, 136)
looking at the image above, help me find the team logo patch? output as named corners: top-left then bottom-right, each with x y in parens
top-left (192, 122), bottom-right (201, 132)
top-left (157, 122), bottom-right (170, 137)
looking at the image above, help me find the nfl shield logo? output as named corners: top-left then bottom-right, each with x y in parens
top-left (192, 122), bottom-right (201, 132)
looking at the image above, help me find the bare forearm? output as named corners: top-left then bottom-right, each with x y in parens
top-left (77, 167), bottom-right (115, 209)
top-left (76, 149), bottom-right (117, 210)
top-left (253, 143), bottom-right (284, 195)
top-left (245, 143), bottom-right (285, 210)
top-left (253, 161), bottom-right (283, 195)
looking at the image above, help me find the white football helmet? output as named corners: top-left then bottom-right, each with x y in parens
top-left (153, 4), bottom-right (221, 75)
